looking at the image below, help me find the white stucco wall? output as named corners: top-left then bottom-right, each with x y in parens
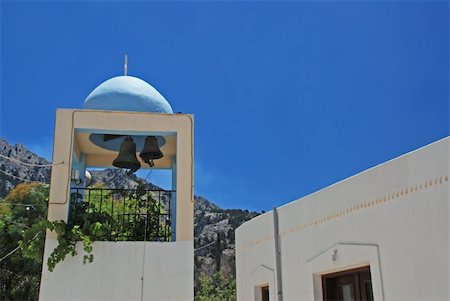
top-left (40, 240), bottom-right (193, 301)
top-left (236, 138), bottom-right (449, 301)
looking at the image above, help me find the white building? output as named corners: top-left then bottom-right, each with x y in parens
top-left (236, 138), bottom-right (449, 301)
top-left (40, 75), bottom-right (194, 300)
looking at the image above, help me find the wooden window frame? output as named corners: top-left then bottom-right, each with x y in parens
top-left (322, 266), bottom-right (373, 301)
top-left (260, 285), bottom-right (269, 301)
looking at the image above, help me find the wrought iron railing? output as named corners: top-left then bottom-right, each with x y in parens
top-left (69, 187), bottom-right (173, 242)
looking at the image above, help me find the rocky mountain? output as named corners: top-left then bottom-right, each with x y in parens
top-left (0, 138), bottom-right (51, 197)
top-left (0, 137), bottom-right (260, 283)
top-left (89, 168), bottom-right (161, 191)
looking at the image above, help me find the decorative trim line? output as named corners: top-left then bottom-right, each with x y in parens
top-left (240, 175), bottom-right (448, 250)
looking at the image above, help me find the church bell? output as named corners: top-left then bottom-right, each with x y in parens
top-left (112, 136), bottom-right (141, 172)
top-left (140, 136), bottom-right (163, 165)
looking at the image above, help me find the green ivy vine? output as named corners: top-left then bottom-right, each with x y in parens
top-left (20, 183), bottom-right (169, 272)
top-left (21, 204), bottom-right (116, 272)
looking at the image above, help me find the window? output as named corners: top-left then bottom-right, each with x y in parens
top-left (322, 266), bottom-right (374, 301)
top-left (260, 285), bottom-right (269, 301)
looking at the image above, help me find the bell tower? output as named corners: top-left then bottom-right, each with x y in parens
top-left (40, 75), bottom-right (194, 300)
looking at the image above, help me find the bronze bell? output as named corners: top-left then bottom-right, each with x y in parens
top-left (140, 136), bottom-right (163, 165)
top-left (112, 136), bottom-right (141, 172)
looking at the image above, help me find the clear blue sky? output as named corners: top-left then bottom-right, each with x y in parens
top-left (1, 1), bottom-right (448, 211)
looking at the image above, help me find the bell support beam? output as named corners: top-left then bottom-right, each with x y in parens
top-left (75, 132), bottom-right (176, 169)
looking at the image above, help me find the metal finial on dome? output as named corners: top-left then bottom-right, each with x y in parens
top-left (124, 54), bottom-right (128, 76)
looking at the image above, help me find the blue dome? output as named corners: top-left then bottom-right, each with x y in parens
top-left (83, 76), bottom-right (173, 114)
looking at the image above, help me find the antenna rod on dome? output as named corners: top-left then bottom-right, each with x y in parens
top-left (124, 54), bottom-right (128, 76)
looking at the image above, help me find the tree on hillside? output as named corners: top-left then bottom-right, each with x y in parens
top-left (195, 272), bottom-right (236, 301)
top-left (0, 183), bottom-right (49, 301)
